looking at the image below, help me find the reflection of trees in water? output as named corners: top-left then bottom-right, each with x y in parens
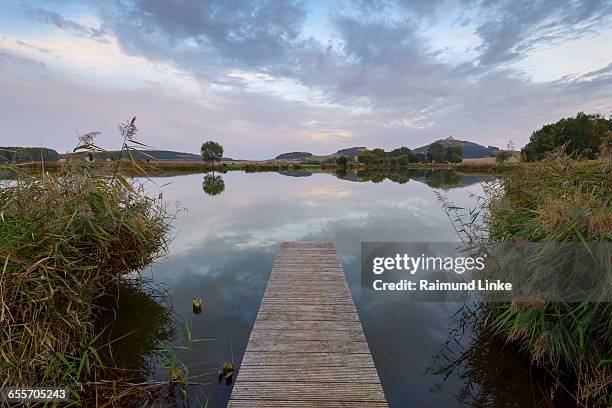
top-left (90, 280), bottom-right (176, 404)
top-left (411, 169), bottom-right (462, 188)
top-left (279, 171), bottom-right (313, 177)
top-left (334, 169), bottom-right (489, 189)
top-left (100, 281), bottom-right (175, 375)
top-left (427, 305), bottom-right (559, 407)
top-left (357, 169), bottom-right (387, 183)
top-left (99, 280), bottom-right (231, 406)
top-left (202, 173), bottom-right (225, 196)
top-left (334, 168), bottom-right (348, 178)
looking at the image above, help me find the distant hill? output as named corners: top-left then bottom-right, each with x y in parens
top-left (413, 137), bottom-right (499, 158)
top-left (275, 152), bottom-right (313, 160)
top-left (272, 140), bottom-right (499, 163)
top-left (336, 147), bottom-right (367, 157)
top-left (0, 146), bottom-right (59, 163)
top-left (274, 147), bottom-right (367, 162)
top-left (63, 150), bottom-right (202, 161)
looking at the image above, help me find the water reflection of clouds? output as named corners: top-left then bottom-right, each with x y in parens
top-left (146, 172), bottom-right (482, 256)
top-left (295, 184), bottom-right (351, 199)
top-left (148, 241), bottom-right (276, 406)
top-left (143, 171), bottom-right (491, 407)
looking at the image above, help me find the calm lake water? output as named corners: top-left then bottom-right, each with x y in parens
top-left (110, 169), bottom-right (545, 407)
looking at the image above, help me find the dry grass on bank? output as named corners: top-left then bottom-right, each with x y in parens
top-left (461, 156), bottom-right (520, 164)
top-left (0, 120), bottom-right (175, 404)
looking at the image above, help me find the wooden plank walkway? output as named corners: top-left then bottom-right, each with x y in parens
top-left (228, 242), bottom-right (388, 407)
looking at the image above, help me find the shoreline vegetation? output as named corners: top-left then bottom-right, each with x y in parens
top-left (0, 164), bottom-right (174, 404)
top-left (0, 120), bottom-right (188, 405)
top-left (438, 146), bottom-right (611, 406)
top-left (486, 156), bottom-right (610, 405)
top-left (11, 157), bottom-right (523, 177)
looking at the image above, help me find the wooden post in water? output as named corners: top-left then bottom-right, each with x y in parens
top-left (228, 241), bottom-right (388, 407)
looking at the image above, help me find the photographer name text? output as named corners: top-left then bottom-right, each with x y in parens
top-left (372, 279), bottom-right (512, 291)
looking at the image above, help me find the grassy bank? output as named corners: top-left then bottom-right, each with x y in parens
top-left (0, 129), bottom-right (175, 403)
top-left (17, 160), bottom-right (242, 175)
top-left (16, 158), bottom-right (523, 177)
top-left (452, 156), bottom-right (611, 405)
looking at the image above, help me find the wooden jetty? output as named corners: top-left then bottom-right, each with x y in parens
top-left (228, 242), bottom-right (388, 407)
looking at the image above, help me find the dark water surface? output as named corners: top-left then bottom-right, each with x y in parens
top-left (112, 169), bottom-right (545, 407)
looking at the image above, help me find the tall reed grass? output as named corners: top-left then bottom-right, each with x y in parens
top-left (443, 148), bottom-right (611, 405)
top-left (0, 119), bottom-right (173, 403)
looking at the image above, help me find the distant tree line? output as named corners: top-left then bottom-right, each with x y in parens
top-left (0, 147), bottom-right (59, 163)
top-left (355, 144), bottom-right (463, 165)
top-left (521, 113), bottom-right (612, 161)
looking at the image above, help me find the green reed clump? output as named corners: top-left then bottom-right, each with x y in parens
top-left (0, 121), bottom-right (172, 401)
top-left (477, 154), bottom-right (611, 404)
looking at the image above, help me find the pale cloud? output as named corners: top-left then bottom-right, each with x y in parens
top-left (297, 186), bottom-right (351, 199)
top-left (0, 0), bottom-right (611, 158)
top-left (26, 7), bottom-right (105, 39)
top-left (512, 29), bottom-right (612, 81)
top-left (309, 129), bottom-right (352, 142)
top-left (0, 32), bottom-right (203, 97)
top-left (226, 69), bottom-right (327, 104)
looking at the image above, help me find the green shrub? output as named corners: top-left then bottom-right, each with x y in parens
top-left (521, 112), bottom-right (612, 161)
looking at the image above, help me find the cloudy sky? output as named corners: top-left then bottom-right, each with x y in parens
top-left (1, 0), bottom-right (611, 158)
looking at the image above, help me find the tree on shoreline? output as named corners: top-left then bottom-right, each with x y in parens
top-left (427, 142), bottom-right (446, 163)
top-left (201, 141), bottom-right (223, 164)
top-left (445, 146), bottom-right (463, 163)
top-left (358, 150), bottom-right (378, 164)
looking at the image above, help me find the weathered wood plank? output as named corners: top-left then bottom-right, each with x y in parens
top-left (245, 339), bottom-right (370, 353)
top-left (258, 304), bottom-right (357, 314)
top-left (229, 242), bottom-right (387, 407)
top-left (249, 328), bottom-right (366, 342)
top-left (239, 352), bottom-right (376, 368)
top-left (266, 274), bottom-right (345, 281)
top-left (262, 292), bottom-right (351, 299)
top-left (230, 382), bottom-right (386, 402)
top-left (258, 296), bottom-right (352, 304)
top-left (258, 298), bottom-right (355, 306)
top-left (263, 283), bottom-right (350, 292)
top-left (269, 273), bottom-right (344, 279)
top-left (263, 286), bottom-right (350, 294)
top-left (256, 311), bottom-right (360, 322)
top-left (235, 365), bottom-right (381, 383)
top-left (228, 401), bottom-right (388, 408)
top-left (260, 293), bottom-right (352, 302)
top-left (269, 270), bottom-right (344, 276)
top-left (252, 320), bottom-right (364, 331)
